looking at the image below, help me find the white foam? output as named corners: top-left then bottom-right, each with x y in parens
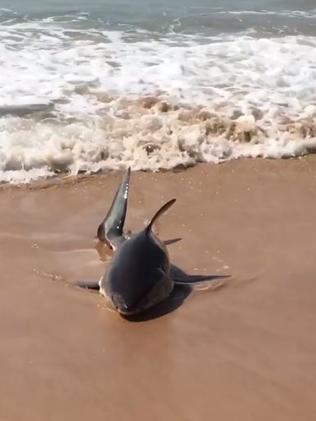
top-left (216, 9), bottom-right (316, 18)
top-left (1, 16), bottom-right (316, 183)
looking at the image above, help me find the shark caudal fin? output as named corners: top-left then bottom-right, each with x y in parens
top-left (97, 167), bottom-right (130, 250)
top-left (146, 199), bottom-right (176, 234)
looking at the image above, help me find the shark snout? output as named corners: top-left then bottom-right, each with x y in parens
top-left (111, 294), bottom-right (138, 315)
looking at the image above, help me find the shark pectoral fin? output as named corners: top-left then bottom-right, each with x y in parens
top-left (74, 280), bottom-right (100, 291)
top-left (170, 264), bottom-right (230, 285)
top-left (169, 264), bottom-right (188, 283)
top-left (97, 167), bottom-right (130, 250)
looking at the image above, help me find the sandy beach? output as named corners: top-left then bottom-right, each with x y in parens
top-left (0, 158), bottom-right (316, 420)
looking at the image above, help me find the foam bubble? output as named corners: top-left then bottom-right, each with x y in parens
top-left (1, 99), bottom-right (316, 183)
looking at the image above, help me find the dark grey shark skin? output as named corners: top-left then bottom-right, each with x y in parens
top-left (99, 199), bottom-right (176, 315)
top-left (95, 168), bottom-right (177, 315)
top-left (97, 167), bottom-right (130, 250)
top-left (76, 168), bottom-right (228, 316)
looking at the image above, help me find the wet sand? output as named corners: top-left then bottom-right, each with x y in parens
top-left (1, 158), bottom-right (316, 421)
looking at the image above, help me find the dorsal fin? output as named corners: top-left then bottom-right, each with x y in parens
top-left (97, 168), bottom-right (130, 250)
top-left (146, 199), bottom-right (176, 234)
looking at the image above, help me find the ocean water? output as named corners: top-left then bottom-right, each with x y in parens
top-left (0, 0), bottom-right (316, 183)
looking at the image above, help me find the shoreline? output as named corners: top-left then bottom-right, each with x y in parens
top-left (1, 154), bottom-right (316, 191)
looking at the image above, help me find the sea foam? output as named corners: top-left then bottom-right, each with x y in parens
top-left (0, 14), bottom-right (316, 183)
